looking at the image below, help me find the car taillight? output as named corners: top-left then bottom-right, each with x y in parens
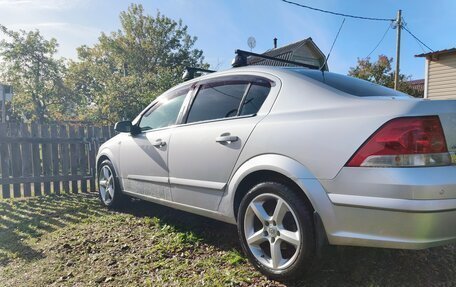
top-left (346, 116), bottom-right (451, 167)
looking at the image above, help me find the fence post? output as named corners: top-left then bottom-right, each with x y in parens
top-left (78, 126), bottom-right (88, 193)
top-left (20, 123), bottom-right (32, 197)
top-left (0, 123), bottom-right (11, 198)
top-left (31, 123), bottom-right (42, 196)
top-left (69, 126), bottom-right (78, 193)
top-left (87, 126), bottom-right (96, 192)
top-left (60, 125), bottom-right (70, 193)
top-left (10, 123), bottom-right (22, 198)
top-left (50, 125), bottom-right (60, 195)
top-left (41, 124), bottom-right (52, 195)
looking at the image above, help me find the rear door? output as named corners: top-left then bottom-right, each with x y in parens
top-left (168, 75), bottom-right (275, 210)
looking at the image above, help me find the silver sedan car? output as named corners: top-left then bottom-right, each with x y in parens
top-left (96, 66), bottom-right (456, 279)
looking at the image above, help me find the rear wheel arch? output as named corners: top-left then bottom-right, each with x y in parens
top-left (226, 154), bottom-right (331, 250)
top-left (233, 170), bottom-right (314, 219)
top-left (227, 154), bottom-right (317, 219)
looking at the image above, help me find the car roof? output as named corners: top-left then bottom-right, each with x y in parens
top-left (170, 66), bottom-right (308, 90)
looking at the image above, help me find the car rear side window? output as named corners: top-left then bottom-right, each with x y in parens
top-left (186, 82), bottom-right (248, 123)
top-left (239, 82), bottom-right (271, 116)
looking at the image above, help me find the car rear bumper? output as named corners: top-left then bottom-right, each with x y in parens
top-left (312, 166), bottom-right (456, 249)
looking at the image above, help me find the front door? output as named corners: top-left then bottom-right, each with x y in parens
top-left (120, 130), bottom-right (172, 200)
top-left (119, 87), bottom-right (189, 200)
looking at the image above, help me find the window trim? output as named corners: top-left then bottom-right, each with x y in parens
top-left (180, 75), bottom-right (273, 126)
top-left (236, 83), bottom-right (252, 116)
top-left (136, 86), bottom-right (191, 133)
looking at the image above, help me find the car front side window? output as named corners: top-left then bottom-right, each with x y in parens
top-left (139, 90), bottom-right (187, 132)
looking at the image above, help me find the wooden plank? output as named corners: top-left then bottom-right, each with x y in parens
top-left (0, 137), bottom-right (88, 143)
top-left (87, 126), bottom-right (96, 192)
top-left (30, 123), bottom-right (42, 196)
top-left (60, 125), bottom-right (70, 193)
top-left (69, 126), bottom-right (78, 193)
top-left (50, 125), bottom-right (60, 195)
top-left (10, 123), bottom-right (22, 198)
top-left (78, 126), bottom-right (88, 193)
top-left (102, 126), bottom-right (110, 143)
top-left (93, 126), bottom-right (102, 191)
top-left (41, 124), bottom-right (51, 194)
top-left (110, 125), bottom-right (116, 138)
top-left (0, 123), bottom-right (11, 198)
top-left (0, 174), bottom-right (92, 185)
top-left (20, 124), bottom-right (32, 197)
top-left (93, 126), bottom-right (102, 153)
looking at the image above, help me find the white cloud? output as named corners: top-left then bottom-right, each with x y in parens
top-left (0, 0), bottom-right (88, 10)
top-left (0, 0), bottom-right (100, 60)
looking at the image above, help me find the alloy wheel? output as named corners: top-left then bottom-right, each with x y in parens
top-left (243, 193), bottom-right (301, 270)
top-left (99, 165), bottom-right (115, 205)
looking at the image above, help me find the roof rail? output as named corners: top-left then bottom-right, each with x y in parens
top-left (182, 67), bottom-right (216, 81)
top-left (231, 49), bottom-right (319, 69)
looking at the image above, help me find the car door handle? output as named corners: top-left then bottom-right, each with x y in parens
top-left (215, 135), bottom-right (239, 143)
top-left (152, 139), bottom-right (166, 148)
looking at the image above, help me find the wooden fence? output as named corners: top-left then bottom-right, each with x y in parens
top-left (0, 123), bottom-right (115, 199)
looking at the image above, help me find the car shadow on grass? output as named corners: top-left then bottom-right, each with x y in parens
top-left (119, 199), bottom-right (241, 253)
top-left (0, 194), bottom-right (109, 266)
top-left (120, 198), bottom-right (456, 287)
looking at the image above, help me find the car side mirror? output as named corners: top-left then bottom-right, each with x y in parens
top-left (114, 121), bottom-right (140, 135)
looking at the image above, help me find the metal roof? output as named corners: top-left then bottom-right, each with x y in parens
top-left (415, 48), bottom-right (456, 58)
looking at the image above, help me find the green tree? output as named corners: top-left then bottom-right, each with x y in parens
top-left (0, 25), bottom-right (74, 122)
top-left (67, 4), bottom-right (208, 123)
top-left (348, 55), bottom-right (422, 97)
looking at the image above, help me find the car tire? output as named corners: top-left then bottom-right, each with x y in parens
top-left (98, 159), bottom-right (127, 209)
top-left (237, 182), bottom-right (315, 280)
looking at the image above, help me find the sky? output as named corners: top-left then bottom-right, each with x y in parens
top-left (1, 0), bottom-right (455, 79)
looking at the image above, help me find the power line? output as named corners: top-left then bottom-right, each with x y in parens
top-left (402, 25), bottom-right (434, 52)
top-left (280, 0), bottom-right (395, 22)
top-left (366, 22), bottom-right (392, 58)
top-left (405, 22), bottom-right (426, 54)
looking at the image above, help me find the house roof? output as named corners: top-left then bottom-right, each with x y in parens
top-left (406, 79), bottom-right (424, 85)
top-left (247, 37), bottom-right (327, 69)
top-left (415, 48), bottom-right (456, 58)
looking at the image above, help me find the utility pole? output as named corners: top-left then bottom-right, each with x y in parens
top-left (394, 9), bottom-right (402, 90)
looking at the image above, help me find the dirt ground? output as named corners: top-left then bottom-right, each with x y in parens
top-left (0, 194), bottom-right (454, 286)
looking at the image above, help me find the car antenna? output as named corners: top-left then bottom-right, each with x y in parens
top-left (320, 18), bottom-right (346, 73)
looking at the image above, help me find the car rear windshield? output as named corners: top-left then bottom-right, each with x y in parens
top-left (290, 69), bottom-right (411, 98)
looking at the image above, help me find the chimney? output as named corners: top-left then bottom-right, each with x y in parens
top-left (273, 37), bottom-right (277, 49)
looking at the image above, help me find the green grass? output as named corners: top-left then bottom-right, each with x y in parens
top-left (0, 194), bottom-right (455, 286)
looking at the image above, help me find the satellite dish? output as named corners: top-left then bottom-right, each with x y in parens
top-left (247, 36), bottom-right (256, 51)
